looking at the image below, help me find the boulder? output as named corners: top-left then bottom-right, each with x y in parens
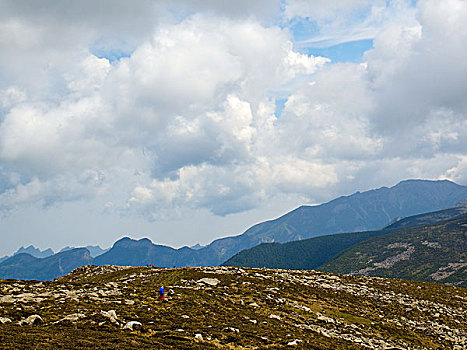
top-left (0, 317), bottom-right (12, 324)
top-left (19, 315), bottom-right (43, 326)
top-left (100, 310), bottom-right (120, 325)
top-left (197, 278), bottom-right (220, 286)
top-left (61, 313), bottom-right (86, 322)
top-left (123, 321), bottom-right (142, 331)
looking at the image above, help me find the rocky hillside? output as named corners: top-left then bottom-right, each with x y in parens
top-left (0, 265), bottom-right (466, 349)
top-left (320, 214), bottom-right (467, 287)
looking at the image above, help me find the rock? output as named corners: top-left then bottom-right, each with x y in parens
top-left (61, 313), bottom-right (86, 322)
top-left (19, 315), bottom-right (43, 325)
top-left (101, 310), bottom-right (120, 325)
top-left (123, 321), bottom-right (142, 331)
top-left (0, 317), bottom-right (12, 324)
top-left (195, 333), bottom-right (203, 340)
top-left (0, 295), bottom-right (15, 303)
top-left (317, 315), bottom-right (335, 324)
top-left (287, 339), bottom-right (302, 346)
top-left (249, 319), bottom-right (257, 325)
top-left (197, 278), bottom-right (220, 286)
top-left (224, 327), bottom-right (240, 333)
top-left (269, 314), bottom-right (281, 320)
top-left (181, 315), bottom-right (190, 319)
top-left (249, 302), bottom-right (260, 308)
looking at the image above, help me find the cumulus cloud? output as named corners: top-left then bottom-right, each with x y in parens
top-left (0, 0), bottom-right (466, 231)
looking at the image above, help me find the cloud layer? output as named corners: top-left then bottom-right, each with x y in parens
top-left (0, 0), bottom-right (466, 251)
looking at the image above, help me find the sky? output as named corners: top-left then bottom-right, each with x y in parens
top-left (1, 0), bottom-right (466, 256)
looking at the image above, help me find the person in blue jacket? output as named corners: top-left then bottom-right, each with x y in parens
top-left (159, 286), bottom-right (165, 301)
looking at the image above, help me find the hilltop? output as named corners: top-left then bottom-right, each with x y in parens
top-left (0, 266), bottom-right (466, 349)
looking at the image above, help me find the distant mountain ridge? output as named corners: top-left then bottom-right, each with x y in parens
top-left (1, 179), bottom-right (466, 281)
top-left (0, 245), bottom-right (55, 264)
top-left (0, 248), bottom-right (93, 281)
top-left (0, 244), bottom-right (108, 266)
top-left (60, 245), bottom-right (109, 258)
top-left (14, 245), bottom-right (54, 258)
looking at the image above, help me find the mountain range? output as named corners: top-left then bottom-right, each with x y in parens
top-left (223, 207), bottom-right (467, 287)
top-left (1, 179), bottom-right (466, 281)
top-left (0, 245), bottom-right (108, 265)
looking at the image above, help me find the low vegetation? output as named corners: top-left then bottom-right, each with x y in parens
top-left (0, 265), bottom-right (465, 349)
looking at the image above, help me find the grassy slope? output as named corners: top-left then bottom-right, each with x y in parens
top-left (0, 266), bottom-right (466, 349)
top-left (222, 230), bottom-right (386, 269)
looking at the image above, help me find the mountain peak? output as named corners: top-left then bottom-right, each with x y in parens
top-left (394, 179), bottom-right (457, 187)
top-left (14, 245), bottom-right (54, 258)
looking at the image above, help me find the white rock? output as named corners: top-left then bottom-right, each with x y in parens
top-left (195, 333), bottom-right (204, 340)
top-left (62, 313), bottom-right (86, 322)
top-left (123, 321), bottom-right (142, 331)
top-left (249, 302), bottom-right (260, 308)
top-left (101, 310), bottom-right (119, 324)
top-left (0, 317), bottom-right (12, 324)
top-left (317, 315), bottom-right (335, 324)
top-left (224, 327), bottom-right (240, 333)
top-left (181, 315), bottom-right (190, 319)
top-left (269, 314), bottom-right (281, 320)
top-left (197, 278), bottom-right (220, 286)
top-left (19, 315), bottom-right (43, 326)
top-left (0, 295), bottom-right (15, 303)
top-left (287, 339), bottom-right (302, 346)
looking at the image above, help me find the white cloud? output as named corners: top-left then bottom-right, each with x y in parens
top-left (287, 0), bottom-right (418, 48)
top-left (0, 0), bottom-right (466, 254)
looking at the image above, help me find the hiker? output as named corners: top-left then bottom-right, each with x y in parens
top-left (159, 286), bottom-right (165, 301)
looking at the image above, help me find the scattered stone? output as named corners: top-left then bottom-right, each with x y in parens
top-left (269, 314), bottom-right (281, 320)
top-left (194, 333), bottom-right (203, 340)
top-left (249, 302), bottom-right (260, 308)
top-left (181, 315), bottom-right (190, 319)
